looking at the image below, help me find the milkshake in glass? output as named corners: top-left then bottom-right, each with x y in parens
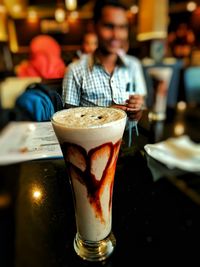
top-left (51, 107), bottom-right (127, 262)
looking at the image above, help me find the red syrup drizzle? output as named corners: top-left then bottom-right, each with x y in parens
top-left (61, 140), bottom-right (121, 223)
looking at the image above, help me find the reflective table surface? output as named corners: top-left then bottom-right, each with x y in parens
top-left (0, 105), bottom-right (200, 266)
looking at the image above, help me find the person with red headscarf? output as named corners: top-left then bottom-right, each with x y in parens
top-left (16, 35), bottom-right (66, 79)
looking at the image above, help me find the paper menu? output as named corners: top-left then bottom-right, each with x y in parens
top-left (0, 121), bottom-right (63, 165)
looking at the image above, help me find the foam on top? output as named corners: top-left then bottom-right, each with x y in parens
top-left (52, 107), bottom-right (126, 128)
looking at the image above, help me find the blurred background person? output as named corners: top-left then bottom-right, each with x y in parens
top-left (81, 32), bottom-right (98, 55)
top-left (168, 23), bottom-right (195, 61)
top-left (74, 32), bottom-right (98, 60)
top-left (15, 34), bottom-right (66, 79)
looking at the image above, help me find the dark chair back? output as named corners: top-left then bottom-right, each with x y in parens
top-left (41, 78), bottom-right (63, 96)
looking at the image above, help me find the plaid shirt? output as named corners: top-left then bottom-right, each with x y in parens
top-left (62, 53), bottom-right (147, 107)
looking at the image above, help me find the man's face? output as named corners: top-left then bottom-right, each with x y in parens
top-left (95, 6), bottom-right (129, 55)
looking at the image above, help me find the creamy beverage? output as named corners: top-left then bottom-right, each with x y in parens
top-left (51, 107), bottom-right (127, 261)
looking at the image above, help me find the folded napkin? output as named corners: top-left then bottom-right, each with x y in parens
top-left (144, 135), bottom-right (200, 172)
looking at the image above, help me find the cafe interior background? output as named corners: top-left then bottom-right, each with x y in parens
top-left (1, 0), bottom-right (200, 109)
top-left (1, 1), bottom-right (200, 257)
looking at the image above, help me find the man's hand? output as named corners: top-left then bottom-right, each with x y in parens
top-left (111, 95), bottom-right (145, 111)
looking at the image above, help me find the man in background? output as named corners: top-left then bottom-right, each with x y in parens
top-left (62, 0), bottom-right (147, 114)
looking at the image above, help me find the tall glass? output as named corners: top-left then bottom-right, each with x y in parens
top-left (51, 107), bottom-right (127, 262)
top-left (147, 68), bottom-right (171, 121)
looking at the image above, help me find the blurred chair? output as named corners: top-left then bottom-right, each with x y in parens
top-left (143, 59), bottom-right (183, 108)
top-left (0, 42), bottom-right (14, 79)
top-left (0, 76), bottom-right (41, 109)
top-left (184, 67), bottom-right (200, 105)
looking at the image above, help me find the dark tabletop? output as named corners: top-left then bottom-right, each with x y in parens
top-left (1, 105), bottom-right (200, 266)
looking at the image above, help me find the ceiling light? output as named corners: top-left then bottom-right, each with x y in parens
top-left (65, 0), bottom-right (77, 11)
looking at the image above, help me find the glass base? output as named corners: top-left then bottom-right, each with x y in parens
top-left (148, 111), bottom-right (166, 121)
top-left (73, 232), bottom-right (116, 262)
